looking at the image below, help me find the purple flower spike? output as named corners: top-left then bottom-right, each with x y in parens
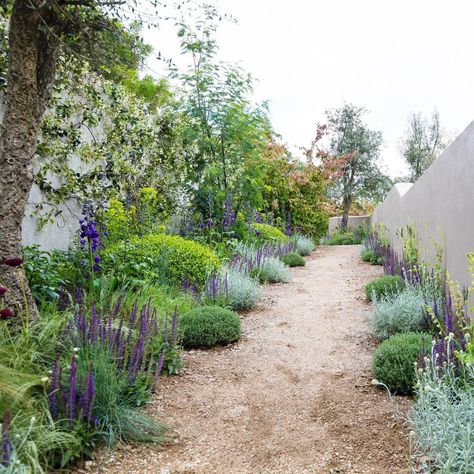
top-left (68, 356), bottom-right (77, 422)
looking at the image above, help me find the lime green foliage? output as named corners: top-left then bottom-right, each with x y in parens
top-left (104, 234), bottom-right (220, 287)
top-left (281, 252), bottom-right (305, 267)
top-left (252, 223), bottom-right (289, 242)
top-left (397, 223), bottom-right (419, 267)
top-left (112, 284), bottom-right (197, 318)
top-left (180, 306), bottom-right (241, 348)
top-left (364, 275), bottom-right (405, 301)
top-left (372, 332), bottom-right (431, 395)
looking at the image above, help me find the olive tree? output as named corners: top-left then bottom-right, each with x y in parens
top-left (318, 104), bottom-right (386, 229)
top-left (0, 0), bottom-right (175, 315)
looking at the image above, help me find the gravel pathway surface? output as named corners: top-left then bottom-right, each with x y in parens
top-left (84, 245), bottom-right (411, 474)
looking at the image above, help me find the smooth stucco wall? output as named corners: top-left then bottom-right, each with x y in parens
top-left (1, 92), bottom-right (100, 251)
top-left (371, 121), bottom-right (474, 288)
top-left (328, 215), bottom-right (370, 235)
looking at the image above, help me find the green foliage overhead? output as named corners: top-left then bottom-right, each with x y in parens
top-left (372, 332), bottom-right (431, 395)
top-left (180, 306), bottom-right (241, 348)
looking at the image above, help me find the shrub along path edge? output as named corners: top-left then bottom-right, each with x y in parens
top-left (86, 246), bottom-right (410, 473)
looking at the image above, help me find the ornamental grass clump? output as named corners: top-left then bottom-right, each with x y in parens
top-left (180, 306), bottom-right (241, 348)
top-left (364, 274), bottom-right (405, 301)
top-left (201, 268), bottom-right (261, 311)
top-left (291, 234), bottom-right (315, 256)
top-left (280, 252), bottom-right (305, 267)
top-left (372, 332), bottom-right (431, 395)
top-left (253, 257), bottom-right (291, 284)
top-left (369, 286), bottom-right (428, 340)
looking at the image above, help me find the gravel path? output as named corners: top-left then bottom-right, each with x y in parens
top-left (87, 245), bottom-right (411, 473)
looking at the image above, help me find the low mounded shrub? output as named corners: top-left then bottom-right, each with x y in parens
top-left (280, 252), bottom-right (305, 267)
top-left (252, 223), bottom-right (289, 242)
top-left (252, 257), bottom-right (291, 283)
top-left (104, 233), bottom-right (220, 287)
top-left (372, 332), bottom-right (431, 395)
top-left (180, 306), bottom-right (241, 348)
top-left (327, 231), bottom-right (357, 245)
top-left (292, 234), bottom-right (315, 256)
top-left (361, 248), bottom-right (382, 265)
top-left (369, 286), bottom-right (428, 340)
top-left (364, 274), bottom-right (405, 301)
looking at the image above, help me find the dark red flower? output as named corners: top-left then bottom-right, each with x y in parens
top-left (0, 287), bottom-right (6, 296)
top-left (0, 308), bottom-right (14, 319)
top-left (3, 257), bottom-right (23, 267)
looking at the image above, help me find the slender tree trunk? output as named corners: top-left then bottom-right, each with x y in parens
top-left (0, 1), bottom-right (58, 318)
top-left (341, 193), bottom-right (352, 230)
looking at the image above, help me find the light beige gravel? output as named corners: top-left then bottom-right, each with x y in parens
top-left (81, 245), bottom-right (411, 474)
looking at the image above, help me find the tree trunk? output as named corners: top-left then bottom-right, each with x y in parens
top-left (0, 1), bottom-right (58, 318)
top-left (341, 194), bottom-right (352, 230)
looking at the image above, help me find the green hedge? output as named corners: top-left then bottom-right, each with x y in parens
top-left (104, 234), bottom-right (220, 287)
top-left (180, 306), bottom-right (241, 348)
top-left (372, 332), bottom-right (431, 395)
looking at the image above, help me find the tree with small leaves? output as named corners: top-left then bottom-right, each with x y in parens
top-left (400, 110), bottom-right (447, 181)
top-left (308, 104), bottom-right (387, 229)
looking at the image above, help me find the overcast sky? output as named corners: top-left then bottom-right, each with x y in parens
top-left (143, 0), bottom-right (474, 177)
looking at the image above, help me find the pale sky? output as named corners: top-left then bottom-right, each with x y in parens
top-left (142, 0), bottom-right (474, 177)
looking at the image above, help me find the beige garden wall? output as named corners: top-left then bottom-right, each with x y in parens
top-left (328, 215), bottom-right (370, 235)
top-left (371, 120), bottom-right (474, 288)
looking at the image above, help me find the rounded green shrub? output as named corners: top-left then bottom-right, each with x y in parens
top-left (280, 252), bottom-right (306, 267)
top-left (372, 332), bottom-right (431, 395)
top-left (364, 275), bottom-right (405, 301)
top-left (104, 234), bottom-right (220, 287)
top-left (180, 306), bottom-right (241, 348)
top-left (252, 223), bottom-right (289, 242)
top-left (361, 249), bottom-right (383, 265)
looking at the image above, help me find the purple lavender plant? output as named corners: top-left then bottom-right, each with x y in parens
top-left (68, 356), bottom-right (78, 422)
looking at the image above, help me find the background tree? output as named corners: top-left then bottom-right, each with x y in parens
top-left (309, 104), bottom-right (386, 229)
top-left (173, 5), bottom-right (271, 218)
top-left (400, 110), bottom-right (447, 181)
top-left (0, 0), bottom-right (178, 315)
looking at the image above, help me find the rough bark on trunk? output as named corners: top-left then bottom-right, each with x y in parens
top-left (341, 194), bottom-right (352, 230)
top-left (0, 1), bottom-right (58, 318)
